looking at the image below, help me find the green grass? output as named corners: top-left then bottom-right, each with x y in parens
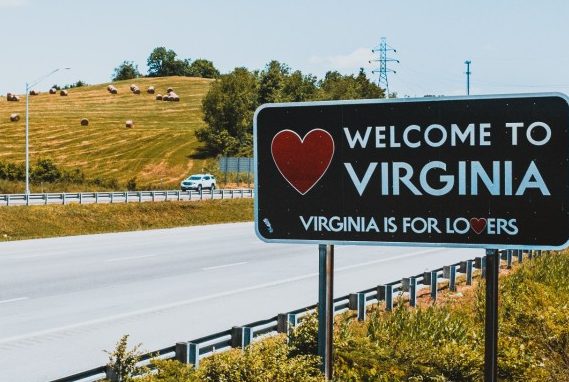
top-left (0, 77), bottom-right (214, 190)
top-left (0, 199), bottom-right (253, 241)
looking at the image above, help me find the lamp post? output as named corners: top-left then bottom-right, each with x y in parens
top-left (25, 67), bottom-right (70, 196)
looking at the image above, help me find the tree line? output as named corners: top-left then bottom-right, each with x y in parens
top-left (112, 47), bottom-right (220, 81)
top-left (196, 60), bottom-right (385, 156)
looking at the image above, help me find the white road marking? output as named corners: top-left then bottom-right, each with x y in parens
top-left (105, 254), bottom-right (159, 263)
top-left (0, 247), bottom-right (444, 345)
top-left (202, 261), bottom-right (248, 271)
top-left (0, 297), bottom-right (29, 305)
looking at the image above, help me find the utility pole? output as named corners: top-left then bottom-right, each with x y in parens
top-left (370, 37), bottom-right (399, 98)
top-left (465, 60), bottom-right (471, 95)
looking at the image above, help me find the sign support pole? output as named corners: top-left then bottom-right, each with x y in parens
top-left (484, 248), bottom-right (499, 382)
top-left (318, 244), bottom-right (334, 380)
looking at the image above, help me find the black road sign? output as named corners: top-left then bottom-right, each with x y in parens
top-left (254, 94), bottom-right (569, 249)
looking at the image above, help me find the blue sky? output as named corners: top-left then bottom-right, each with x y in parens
top-left (1, 0), bottom-right (568, 97)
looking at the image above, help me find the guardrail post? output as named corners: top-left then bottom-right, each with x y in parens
top-left (79, 193), bottom-right (83, 204)
top-left (176, 342), bottom-right (200, 367)
top-left (221, 190), bottom-right (224, 199)
top-left (125, 192), bottom-right (128, 203)
top-left (231, 326), bottom-right (252, 349)
top-left (378, 285), bottom-right (393, 311)
top-left (138, 192), bottom-right (142, 202)
top-left (211, 189), bottom-right (214, 200)
top-left (177, 190), bottom-right (181, 201)
top-left (465, 260), bottom-right (474, 285)
top-left (110, 192), bottom-right (114, 204)
top-left (105, 365), bottom-right (119, 382)
top-left (164, 191), bottom-right (168, 202)
top-left (95, 192), bottom-right (98, 204)
top-left (402, 277), bottom-right (418, 307)
top-left (475, 256), bottom-right (486, 278)
top-left (277, 313), bottom-right (298, 335)
top-left (516, 249), bottom-right (523, 263)
top-left (26, 194), bottom-right (29, 206)
top-left (423, 271), bottom-right (438, 300)
top-left (6, 195), bottom-right (9, 206)
top-left (231, 190), bottom-right (234, 199)
top-left (151, 191), bottom-right (155, 202)
top-left (443, 265), bottom-right (457, 292)
top-left (44, 194), bottom-right (48, 205)
top-left (505, 250), bottom-right (513, 269)
top-left (528, 250), bottom-right (533, 260)
top-left (349, 292), bottom-right (366, 321)
top-left (188, 190), bottom-right (192, 200)
top-left (200, 189), bottom-right (203, 200)
top-left (62, 193), bottom-right (66, 205)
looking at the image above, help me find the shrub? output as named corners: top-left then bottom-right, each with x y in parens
top-left (104, 335), bottom-right (146, 382)
top-left (126, 177), bottom-right (137, 191)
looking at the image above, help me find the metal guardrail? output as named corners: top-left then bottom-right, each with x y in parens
top-left (0, 189), bottom-right (254, 207)
top-left (51, 248), bottom-right (542, 382)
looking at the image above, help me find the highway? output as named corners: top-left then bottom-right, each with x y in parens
top-left (0, 222), bottom-right (482, 382)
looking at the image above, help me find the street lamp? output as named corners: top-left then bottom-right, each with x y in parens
top-left (25, 67), bottom-right (70, 195)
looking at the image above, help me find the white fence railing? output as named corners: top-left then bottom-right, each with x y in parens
top-left (0, 189), bottom-right (254, 206)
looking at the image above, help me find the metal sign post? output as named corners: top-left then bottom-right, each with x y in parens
top-left (318, 244), bottom-right (334, 380)
top-left (485, 248), bottom-right (499, 381)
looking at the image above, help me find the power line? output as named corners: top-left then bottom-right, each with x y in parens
top-left (370, 37), bottom-right (399, 98)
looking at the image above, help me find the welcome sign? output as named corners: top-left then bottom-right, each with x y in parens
top-left (254, 94), bottom-right (569, 249)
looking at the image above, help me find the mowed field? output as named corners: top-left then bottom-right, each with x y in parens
top-left (0, 76), bottom-right (213, 188)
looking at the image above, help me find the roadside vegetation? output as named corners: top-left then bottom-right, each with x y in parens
top-left (0, 199), bottom-right (253, 241)
top-left (105, 251), bottom-right (569, 382)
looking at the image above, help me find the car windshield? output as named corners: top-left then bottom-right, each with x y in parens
top-left (188, 176), bottom-right (202, 180)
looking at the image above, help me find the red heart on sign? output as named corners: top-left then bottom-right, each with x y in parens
top-left (470, 218), bottom-right (487, 235)
top-left (271, 129), bottom-right (335, 195)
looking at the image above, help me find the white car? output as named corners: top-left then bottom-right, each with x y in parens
top-left (180, 174), bottom-right (216, 192)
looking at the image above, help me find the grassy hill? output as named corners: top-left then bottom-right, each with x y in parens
top-left (0, 76), bottom-right (214, 190)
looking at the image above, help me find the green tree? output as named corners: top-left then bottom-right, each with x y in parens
top-left (112, 61), bottom-right (141, 81)
top-left (282, 70), bottom-right (318, 102)
top-left (147, 47), bottom-right (189, 77)
top-left (258, 60), bottom-right (288, 104)
top-left (257, 61), bottom-right (317, 103)
top-left (187, 59), bottom-right (220, 79)
top-left (318, 68), bottom-right (384, 100)
top-left (196, 67), bottom-right (258, 155)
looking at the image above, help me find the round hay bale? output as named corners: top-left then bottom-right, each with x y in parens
top-left (107, 85), bottom-right (118, 94)
top-left (162, 95), bottom-right (170, 101)
top-left (129, 84), bottom-right (137, 91)
top-left (10, 113), bottom-right (20, 122)
top-left (49, 88), bottom-right (57, 94)
top-left (166, 87), bottom-right (174, 93)
top-left (155, 94), bottom-right (163, 100)
top-left (60, 90), bottom-right (68, 96)
top-left (29, 90), bottom-right (40, 96)
top-left (125, 120), bottom-right (134, 128)
top-left (132, 86), bottom-right (141, 95)
top-left (6, 93), bottom-right (12, 101)
top-left (11, 95), bottom-right (20, 102)
top-left (147, 86), bottom-right (155, 94)
top-left (80, 118), bottom-right (89, 126)
top-left (168, 92), bottom-right (180, 102)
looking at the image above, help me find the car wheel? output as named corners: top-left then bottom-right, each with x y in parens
top-left (197, 184), bottom-right (202, 192)
top-left (211, 183), bottom-right (216, 190)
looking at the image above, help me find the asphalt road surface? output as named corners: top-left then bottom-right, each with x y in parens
top-left (0, 222), bottom-right (482, 381)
